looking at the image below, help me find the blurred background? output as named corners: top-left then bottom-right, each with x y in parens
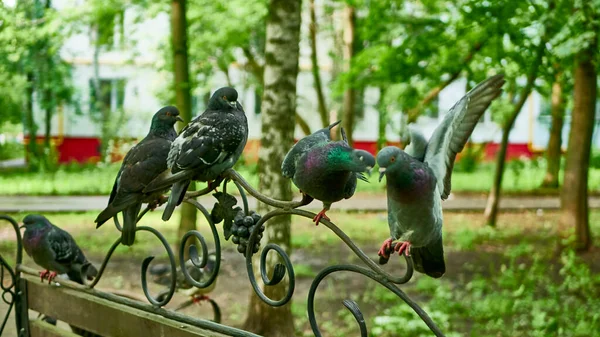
top-left (0, 0), bottom-right (599, 336)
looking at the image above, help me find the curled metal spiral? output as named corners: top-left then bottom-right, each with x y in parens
top-left (85, 215), bottom-right (178, 308)
top-left (179, 198), bottom-right (221, 290)
top-left (307, 264), bottom-right (446, 337)
top-left (0, 215), bottom-right (21, 335)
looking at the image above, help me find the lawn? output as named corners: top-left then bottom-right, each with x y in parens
top-left (1, 209), bottom-right (599, 336)
top-left (3, 158), bottom-right (600, 196)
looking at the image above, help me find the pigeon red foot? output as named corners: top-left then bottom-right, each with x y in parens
top-left (377, 238), bottom-right (394, 259)
top-left (191, 294), bottom-right (211, 305)
top-left (394, 241), bottom-right (411, 256)
top-left (39, 270), bottom-right (58, 284)
top-left (312, 209), bottom-right (330, 226)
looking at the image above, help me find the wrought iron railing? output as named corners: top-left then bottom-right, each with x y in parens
top-left (0, 168), bottom-right (446, 337)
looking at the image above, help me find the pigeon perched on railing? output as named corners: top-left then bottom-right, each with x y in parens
top-left (21, 214), bottom-right (98, 284)
top-left (282, 121), bottom-right (375, 224)
top-left (377, 74), bottom-right (505, 278)
top-left (150, 252), bottom-right (218, 307)
top-left (143, 87), bottom-right (248, 221)
top-left (94, 106), bottom-right (183, 246)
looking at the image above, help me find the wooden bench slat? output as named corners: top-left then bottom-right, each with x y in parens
top-left (25, 278), bottom-right (227, 337)
top-left (29, 320), bottom-right (80, 337)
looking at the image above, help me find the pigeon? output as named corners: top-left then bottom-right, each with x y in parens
top-left (376, 74), bottom-right (505, 278)
top-left (94, 106), bottom-right (183, 246)
top-left (150, 252), bottom-right (218, 306)
top-left (143, 87), bottom-right (248, 221)
top-left (282, 121), bottom-right (376, 224)
top-left (21, 214), bottom-right (98, 284)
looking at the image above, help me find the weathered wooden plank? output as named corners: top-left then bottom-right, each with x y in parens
top-left (24, 278), bottom-right (227, 337)
top-left (29, 319), bottom-right (80, 337)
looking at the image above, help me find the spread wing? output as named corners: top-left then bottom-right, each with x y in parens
top-left (424, 74), bottom-right (505, 200)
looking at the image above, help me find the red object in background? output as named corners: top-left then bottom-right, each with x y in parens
top-left (57, 137), bottom-right (101, 163)
top-left (484, 143), bottom-right (533, 160)
top-left (24, 137), bottom-right (534, 165)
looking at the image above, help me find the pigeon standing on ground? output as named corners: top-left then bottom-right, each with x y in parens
top-left (282, 121), bottom-right (376, 224)
top-left (143, 87), bottom-right (248, 221)
top-left (94, 106), bottom-right (183, 246)
top-left (377, 74), bottom-right (505, 278)
top-left (21, 214), bottom-right (98, 284)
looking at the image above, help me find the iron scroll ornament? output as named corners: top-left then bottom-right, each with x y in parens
top-left (0, 168), bottom-right (446, 337)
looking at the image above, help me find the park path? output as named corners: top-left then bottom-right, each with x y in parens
top-left (2, 193), bottom-right (600, 212)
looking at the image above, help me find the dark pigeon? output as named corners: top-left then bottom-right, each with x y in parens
top-left (376, 74), bottom-right (505, 278)
top-left (22, 214), bottom-right (98, 284)
top-left (94, 106), bottom-right (183, 246)
top-left (143, 87), bottom-right (248, 221)
top-left (282, 121), bottom-right (375, 224)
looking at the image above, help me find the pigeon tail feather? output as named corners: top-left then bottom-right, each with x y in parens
top-left (95, 193), bottom-right (139, 228)
top-left (410, 235), bottom-right (446, 278)
top-left (121, 203), bottom-right (142, 246)
top-left (162, 180), bottom-right (190, 221)
top-left (143, 170), bottom-right (195, 194)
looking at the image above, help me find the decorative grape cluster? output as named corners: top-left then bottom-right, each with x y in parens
top-left (231, 210), bottom-right (265, 255)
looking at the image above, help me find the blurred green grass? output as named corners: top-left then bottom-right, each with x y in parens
top-left (3, 159), bottom-right (600, 196)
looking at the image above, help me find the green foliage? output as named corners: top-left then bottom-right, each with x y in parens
top-left (370, 246), bottom-right (600, 337)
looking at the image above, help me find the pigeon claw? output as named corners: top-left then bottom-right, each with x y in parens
top-left (312, 210), bottom-right (330, 226)
top-left (39, 270), bottom-right (50, 282)
top-left (377, 238), bottom-right (394, 259)
top-left (394, 241), bottom-right (411, 257)
top-left (46, 271), bottom-right (58, 284)
top-left (191, 294), bottom-right (210, 305)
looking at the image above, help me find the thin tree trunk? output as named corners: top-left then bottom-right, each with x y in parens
top-left (170, 0), bottom-right (197, 252)
top-left (295, 112), bottom-right (311, 136)
top-left (560, 43), bottom-right (597, 251)
top-left (484, 40), bottom-right (546, 227)
top-left (24, 72), bottom-right (38, 169)
top-left (377, 86), bottom-right (388, 151)
top-left (341, 5), bottom-right (355, 146)
top-left (541, 70), bottom-right (565, 188)
top-left (309, 0), bottom-right (328, 128)
top-left (242, 0), bottom-right (302, 335)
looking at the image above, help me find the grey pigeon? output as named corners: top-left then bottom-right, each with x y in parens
top-left (377, 74), bottom-right (505, 278)
top-left (151, 252), bottom-right (218, 304)
top-left (143, 87), bottom-right (248, 221)
top-left (282, 121), bottom-right (375, 224)
top-left (95, 106), bottom-right (183, 246)
top-left (21, 214), bottom-right (98, 284)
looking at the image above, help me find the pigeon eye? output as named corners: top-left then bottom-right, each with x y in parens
top-left (390, 157), bottom-right (396, 163)
top-left (222, 95), bottom-right (227, 101)
top-left (166, 112), bottom-right (171, 116)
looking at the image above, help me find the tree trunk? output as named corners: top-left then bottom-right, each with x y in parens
top-left (170, 0), bottom-right (197, 251)
top-left (341, 5), bottom-right (355, 146)
top-left (377, 86), bottom-right (388, 151)
top-left (309, 0), bottom-right (328, 128)
top-left (541, 70), bottom-right (565, 188)
top-left (484, 38), bottom-right (546, 227)
top-left (560, 45), bottom-right (597, 251)
top-left (242, 0), bottom-right (302, 335)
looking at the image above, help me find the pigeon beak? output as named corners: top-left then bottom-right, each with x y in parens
top-left (228, 101), bottom-right (237, 108)
top-left (379, 168), bottom-right (386, 182)
top-left (175, 116), bottom-right (184, 123)
top-left (19, 224), bottom-right (25, 229)
top-left (366, 166), bottom-right (373, 176)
